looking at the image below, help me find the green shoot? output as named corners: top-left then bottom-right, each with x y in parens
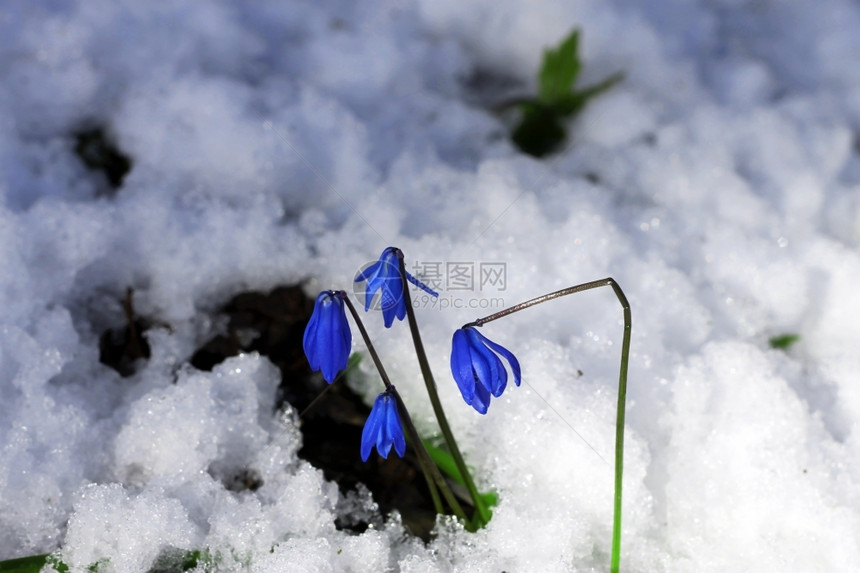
top-left (539, 30), bottom-right (582, 106)
top-left (0, 554), bottom-right (57, 573)
top-left (423, 439), bottom-right (498, 530)
top-left (463, 278), bottom-right (631, 573)
top-left (510, 29), bottom-right (623, 157)
top-left (769, 333), bottom-right (801, 350)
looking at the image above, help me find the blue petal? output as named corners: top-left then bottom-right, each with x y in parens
top-left (379, 278), bottom-right (406, 328)
top-left (450, 329), bottom-right (476, 402)
top-left (361, 393), bottom-right (386, 461)
top-left (329, 302), bottom-right (352, 381)
top-left (355, 261), bottom-right (384, 310)
top-left (302, 306), bottom-right (322, 368)
top-left (354, 248), bottom-right (409, 328)
top-left (481, 333), bottom-right (521, 387)
top-left (405, 271), bottom-right (439, 298)
top-left (354, 259), bottom-right (382, 283)
top-left (361, 391), bottom-right (406, 461)
top-left (354, 248), bottom-right (438, 327)
top-left (470, 378), bottom-right (491, 414)
top-left (449, 326), bottom-right (522, 413)
top-left (378, 394), bottom-right (400, 458)
top-left (303, 292), bottom-right (352, 384)
top-left (376, 399), bottom-right (392, 457)
top-left (466, 328), bottom-right (507, 397)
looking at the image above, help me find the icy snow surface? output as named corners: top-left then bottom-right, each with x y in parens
top-left (2, 1), bottom-right (860, 571)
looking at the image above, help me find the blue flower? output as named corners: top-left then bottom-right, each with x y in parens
top-left (303, 291), bottom-right (352, 384)
top-left (450, 327), bottom-right (521, 414)
top-left (354, 247), bottom-right (437, 328)
top-left (361, 388), bottom-right (406, 461)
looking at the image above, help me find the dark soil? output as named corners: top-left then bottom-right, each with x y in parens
top-left (73, 125), bottom-right (132, 194)
top-left (99, 284), bottom-right (443, 541)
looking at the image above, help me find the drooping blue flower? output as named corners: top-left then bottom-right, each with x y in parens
top-left (450, 326), bottom-right (521, 414)
top-left (361, 388), bottom-right (407, 461)
top-left (303, 290), bottom-right (352, 384)
top-left (354, 247), bottom-right (437, 328)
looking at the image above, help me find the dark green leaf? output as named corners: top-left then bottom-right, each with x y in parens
top-left (86, 558), bottom-right (108, 572)
top-left (423, 439), bottom-right (462, 483)
top-left (423, 439), bottom-right (498, 530)
top-left (539, 29), bottom-right (581, 105)
top-left (0, 548), bottom-right (210, 573)
top-left (0, 554), bottom-right (46, 573)
top-left (510, 29), bottom-right (622, 157)
top-left (555, 71), bottom-right (625, 117)
top-left (511, 103), bottom-right (567, 157)
top-left (149, 547), bottom-right (212, 572)
top-left (769, 334), bottom-right (801, 350)
top-left (346, 352), bottom-right (362, 372)
top-left (0, 554), bottom-right (66, 573)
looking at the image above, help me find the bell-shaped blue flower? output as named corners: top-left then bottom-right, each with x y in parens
top-left (303, 290), bottom-right (352, 384)
top-left (450, 326), bottom-right (521, 414)
top-left (354, 247), bottom-right (437, 328)
top-left (361, 388), bottom-right (406, 461)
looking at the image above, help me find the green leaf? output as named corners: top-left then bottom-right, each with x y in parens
top-left (346, 352), bottom-right (362, 372)
top-left (510, 29), bottom-right (622, 157)
top-left (423, 439), bottom-right (498, 530)
top-left (0, 549), bottom-right (210, 573)
top-left (555, 71), bottom-right (625, 117)
top-left (769, 333), bottom-right (801, 350)
top-left (86, 558), bottom-right (109, 572)
top-left (538, 29), bottom-right (581, 105)
top-left (423, 439), bottom-right (462, 483)
top-left (150, 548), bottom-right (212, 571)
top-left (0, 554), bottom-right (66, 573)
top-left (0, 554), bottom-right (47, 573)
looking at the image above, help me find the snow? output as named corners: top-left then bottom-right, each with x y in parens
top-left (1, 0), bottom-right (859, 571)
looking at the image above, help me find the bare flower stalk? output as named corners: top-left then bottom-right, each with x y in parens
top-left (465, 278), bottom-right (631, 573)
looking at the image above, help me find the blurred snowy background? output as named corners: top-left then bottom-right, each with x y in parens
top-left (1, 0), bottom-right (860, 571)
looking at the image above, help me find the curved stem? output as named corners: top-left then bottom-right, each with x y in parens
top-left (340, 293), bottom-right (467, 522)
top-left (395, 251), bottom-right (492, 525)
top-left (464, 278), bottom-right (615, 327)
top-left (467, 278), bottom-right (630, 573)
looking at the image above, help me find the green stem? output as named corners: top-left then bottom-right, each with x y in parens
top-left (340, 293), bottom-right (467, 522)
top-left (609, 281), bottom-right (630, 573)
top-left (395, 251), bottom-right (492, 525)
top-left (389, 386), bottom-right (468, 522)
top-left (467, 278), bottom-right (630, 573)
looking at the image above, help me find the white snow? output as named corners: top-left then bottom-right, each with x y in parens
top-left (1, 0), bottom-right (860, 571)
